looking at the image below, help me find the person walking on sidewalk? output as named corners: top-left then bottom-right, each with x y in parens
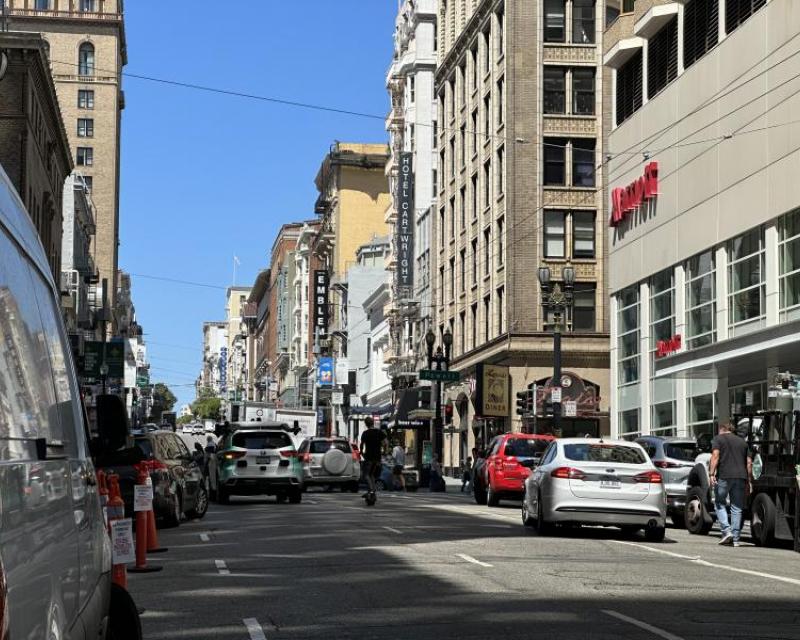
top-left (461, 457), bottom-right (473, 493)
top-left (391, 442), bottom-right (406, 491)
top-left (709, 422), bottom-right (752, 547)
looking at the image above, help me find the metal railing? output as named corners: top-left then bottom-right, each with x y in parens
top-left (6, 8), bottom-right (122, 21)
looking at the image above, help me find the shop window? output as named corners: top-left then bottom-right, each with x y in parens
top-left (651, 401), bottom-right (677, 437)
top-left (573, 283), bottom-right (596, 332)
top-left (685, 250), bottom-right (716, 349)
top-left (617, 285), bottom-right (640, 386)
top-left (573, 210), bottom-right (596, 258)
top-left (649, 269), bottom-right (674, 371)
top-left (685, 0), bottom-right (719, 70)
top-left (573, 0), bottom-right (596, 44)
top-left (728, 227), bottom-right (765, 334)
top-left (545, 0), bottom-right (566, 42)
top-left (648, 17), bottom-right (678, 98)
top-left (616, 50), bottom-right (643, 126)
top-left (726, 0), bottom-right (766, 35)
top-left (687, 393), bottom-right (716, 437)
top-left (729, 382), bottom-right (766, 416)
top-left (779, 208), bottom-right (800, 320)
top-left (573, 68), bottom-right (596, 115)
top-left (544, 67), bottom-right (567, 114)
top-left (544, 211), bottom-right (566, 258)
top-left (619, 408), bottom-right (640, 441)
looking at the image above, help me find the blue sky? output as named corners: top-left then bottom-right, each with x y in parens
top-left (119, 1), bottom-right (397, 408)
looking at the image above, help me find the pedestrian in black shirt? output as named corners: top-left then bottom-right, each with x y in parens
top-left (360, 417), bottom-right (385, 496)
top-left (709, 422), bottom-right (752, 547)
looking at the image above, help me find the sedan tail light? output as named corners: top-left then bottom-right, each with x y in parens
top-left (634, 470), bottom-right (663, 483)
top-left (550, 467), bottom-right (586, 481)
top-left (653, 460), bottom-right (681, 469)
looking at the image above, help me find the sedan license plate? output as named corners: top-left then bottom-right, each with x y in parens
top-left (600, 478), bottom-right (621, 490)
top-left (256, 456), bottom-right (272, 464)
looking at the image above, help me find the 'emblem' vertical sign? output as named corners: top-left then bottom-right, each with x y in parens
top-left (314, 270), bottom-right (329, 337)
top-left (396, 151), bottom-right (415, 297)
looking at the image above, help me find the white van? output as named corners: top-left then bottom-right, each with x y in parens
top-left (0, 166), bottom-right (139, 637)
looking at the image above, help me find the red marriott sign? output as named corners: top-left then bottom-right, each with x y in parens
top-left (656, 334), bottom-right (681, 358)
top-left (610, 161), bottom-right (659, 227)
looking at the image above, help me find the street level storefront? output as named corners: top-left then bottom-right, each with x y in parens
top-left (604, 0), bottom-right (800, 439)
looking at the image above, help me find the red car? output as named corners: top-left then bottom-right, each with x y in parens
top-left (474, 433), bottom-right (555, 506)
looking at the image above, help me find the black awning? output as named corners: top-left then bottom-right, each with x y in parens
top-left (389, 388), bottom-right (429, 429)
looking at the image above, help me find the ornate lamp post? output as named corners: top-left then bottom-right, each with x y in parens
top-left (425, 327), bottom-right (452, 463)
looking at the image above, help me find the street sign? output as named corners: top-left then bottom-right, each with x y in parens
top-left (419, 369), bottom-right (461, 383)
top-left (563, 400), bottom-right (577, 417)
top-left (331, 390), bottom-right (344, 405)
top-left (551, 387), bottom-right (562, 403)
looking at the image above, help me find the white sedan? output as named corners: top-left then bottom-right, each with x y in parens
top-left (522, 438), bottom-right (667, 541)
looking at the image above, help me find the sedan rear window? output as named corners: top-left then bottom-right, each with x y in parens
top-left (309, 440), bottom-right (351, 454)
top-left (232, 432), bottom-right (292, 450)
top-left (503, 438), bottom-right (550, 458)
top-left (664, 443), bottom-right (698, 461)
top-left (563, 443), bottom-right (646, 464)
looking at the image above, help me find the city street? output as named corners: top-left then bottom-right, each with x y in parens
top-left (129, 490), bottom-right (800, 640)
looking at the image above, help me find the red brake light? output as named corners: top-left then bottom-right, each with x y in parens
top-left (653, 460), bottom-right (680, 469)
top-left (551, 467), bottom-right (586, 480)
top-left (635, 470), bottom-right (663, 483)
top-left (223, 450), bottom-right (247, 461)
top-left (279, 450), bottom-right (297, 458)
top-left (351, 448), bottom-right (361, 461)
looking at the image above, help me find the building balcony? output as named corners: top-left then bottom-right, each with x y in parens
top-left (6, 7), bottom-right (123, 23)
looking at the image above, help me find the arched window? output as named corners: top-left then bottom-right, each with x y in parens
top-left (78, 42), bottom-right (94, 77)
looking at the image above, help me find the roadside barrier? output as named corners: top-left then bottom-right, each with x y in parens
top-left (143, 466), bottom-right (167, 554)
top-left (106, 474), bottom-right (129, 588)
top-left (128, 464), bottom-right (162, 574)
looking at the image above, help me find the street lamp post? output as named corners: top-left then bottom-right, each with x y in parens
top-left (425, 328), bottom-right (452, 464)
top-left (538, 265), bottom-right (575, 432)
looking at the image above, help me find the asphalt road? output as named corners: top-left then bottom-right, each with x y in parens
top-left (128, 488), bottom-right (800, 640)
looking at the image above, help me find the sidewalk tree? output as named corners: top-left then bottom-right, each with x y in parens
top-left (149, 382), bottom-right (177, 422)
top-left (177, 414), bottom-right (194, 426)
top-left (192, 387), bottom-right (221, 420)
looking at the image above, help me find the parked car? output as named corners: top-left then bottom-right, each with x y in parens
top-left (376, 460), bottom-right (419, 492)
top-left (474, 433), bottom-right (554, 506)
top-left (193, 423), bottom-right (205, 435)
top-left (0, 166), bottom-right (140, 637)
top-left (522, 438), bottom-right (667, 541)
top-left (182, 424), bottom-right (194, 435)
top-left (636, 436), bottom-right (698, 527)
top-left (297, 437), bottom-right (360, 492)
top-left (210, 423), bottom-right (303, 504)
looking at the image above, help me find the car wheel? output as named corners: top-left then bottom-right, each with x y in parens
top-left (187, 483), bottom-right (208, 519)
top-left (105, 583), bottom-right (142, 640)
top-left (535, 492), bottom-right (553, 536)
top-left (486, 481), bottom-right (500, 507)
top-left (473, 479), bottom-right (487, 505)
top-left (751, 493), bottom-right (777, 547)
top-left (376, 479), bottom-right (386, 491)
top-left (670, 510), bottom-right (686, 529)
top-left (288, 489), bottom-right (302, 504)
top-left (217, 486), bottom-right (230, 505)
top-left (276, 494), bottom-right (288, 504)
top-left (685, 487), bottom-right (712, 535)
top-left (521, 491), bottom-right (535, 527)
top-left (162, 490), bottom-right (181, 528)
top-left (645, 525), bottom-right (666, 542)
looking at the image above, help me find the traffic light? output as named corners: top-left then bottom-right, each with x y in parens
top-left (516, 390), bottom-right (528, 416)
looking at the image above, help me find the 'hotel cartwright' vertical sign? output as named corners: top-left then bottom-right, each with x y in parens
top-left (396, 151), bottom-right (415, 298)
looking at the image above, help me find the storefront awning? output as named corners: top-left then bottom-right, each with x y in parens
top-left (350, 403), bottom-right (392, 416)
top-left (388, 388), bottom-right (428, 429)
top-left (654, 319), bottom-right (800, 386)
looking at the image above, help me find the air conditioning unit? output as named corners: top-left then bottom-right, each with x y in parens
top-left (60, 269), bottom-right (79, 294)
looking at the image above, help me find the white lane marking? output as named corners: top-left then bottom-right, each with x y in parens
top-left (383, 526), bottom-right (402, 534)
top-left (214, 559), bottom-right (230, 575)
top-left (243, 618), bottom-right (267, 640)
top-left (199, 533), bottom-right (210, 542)
top-left (306, 500), bottom-right (318, 505)
top-left (603, 610), bottom-right (685, 640)
top-left (456, 553), bottom-right (493, 568)
top-left (612, 540), bottom-right (800, 587)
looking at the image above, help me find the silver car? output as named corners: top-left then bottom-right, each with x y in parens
top-left (297, 437), bottom-right (360, 492)
top-left (636, 436), bottom-right (698, 527)
top-left (522, 438), bottom-right (667, 541)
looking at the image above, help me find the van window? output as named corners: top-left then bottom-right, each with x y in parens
top-left (0, 228), bottom-right (67, 461)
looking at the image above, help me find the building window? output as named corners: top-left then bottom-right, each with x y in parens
top-left (439, 266), bottom-right (445, 306)
top-left (619, 408), bottom-right (640, 441)
top-left (687, 393), bottom-right (716, 437)
top-left (497, 286), bottom-right (505, 334)
top-left (76, 147), bottom-right (93, 166)
top-left (780, 208), bottom-right (800, 320)
top-left (497, 216), bottom-right (504, 266)
top-left (573, 68), bottom-right (595, 115)
top-left (471, 303), bottom-right (478, 349)
top-left (685, 0), bottom-right (719, 70)
top-left (35, 0), bottom-right (51, 9)
top-left (439, 150), bottom-right (445, 191)
top-left (459, 186), bottom-right (466, 228)
top-left (483, 94), bottom-right (491, 141)
top-left (544, 67), bottom-right (566, 114)
top-left (450, 196), bottom-right (456, 236)
top-left (573, 0), bottom-right (596, 44)
top-left (617, 285), bottom-right (640, 386)
top-left (616, 50), bottom-right (643, 126)
top-left (78, 42), bottom-right (95, 77)
top-left (449, 257), bottom-right (456, 300)
top-left (497, 77), bottom-right (504, 126)
top-left (726, 0), bottom-right (766, 35)
top-left (572, 139), bottom-right (596, 187)
top-left (651, 401), bottom-right (677, 437)
top-left (648, 17), bottom-right (678, 98)
top-left (471, 238), bottom-right (478, 284)
top-left (433, 121), bottom-right (438, 149)
top-left (439, 207), bottom-right (445, 246)
top-left (622, 0), bottom-right (635, 11)
top-left (650, 269), bottom-right (675, 369)
top-left (460, 249), bottom-right (466, 292)
top-left (79, 0), bottom-right (96, 11)
top-left (483, 160), bottom-right (491, 208)
top-left (544, 211), bottom-right (566, 258)
top-left (497, 8), bottom-right (505, 56)
top-left (471, 109), bottom-right (478, 154)
top-left (77, 118), bottom-right (94, 137)
top-left (573, 283), bottom-right (596, 332)
top-left (484, 227), bottom-right (491, 275)
top-left (471, 44), bottom-right (478, 91)
top-left (409, 75), bottom-right (416, 104)
top-left (83, 176), bottom-right (93, 192)
top-left (544, 138), bottom-right (566, 185)
top-left (78, 89), bottom-right (94, 109)
top-left (685, 249), bottom-right (717, 349)
top-left (728, 227), bottom-right (765, 334)
top-left (483, 26), bottom-right (491, 74)
top-left (573, 210), bottom-right (596, 258)
top-left (432, 169), bottom-right (438, 195)
top-left (484, 295), bottom-right (491, 342)
top-left (459, 125), bottom-right (467, 168)
top-left (729, 381), bottom-right (766, 414)
top-left (471, 173), bottom-right (478, 219)
top-left (459, 62), bottom-right (466, 104)
top-left (545, 0), bottom-right (566, 42)
top-left (460, 311), bottom-right (466, 354)
top-left (496, 146), bottom-right (504, 196)
top-left (449, 137), bottom-right (455, 174)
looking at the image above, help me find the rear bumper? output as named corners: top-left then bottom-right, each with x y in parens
top-left (223, 476), bottom-right (301, 495)
top-left (490, 475), bottom-right (528, 495)
top-left (551, 504), bottom-right (666, 526)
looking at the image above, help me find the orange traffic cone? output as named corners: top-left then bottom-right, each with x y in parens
top-left (107, 474), bottom-right (129, 588)
top-left (143, 467), bottom-right (167, 553)
top-left (128, 465), bottom-right (162, 574)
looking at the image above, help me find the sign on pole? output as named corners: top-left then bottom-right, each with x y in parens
top-left (331, 390), bottom-right (344, 405)
top-left (419, 369), bottom-right (461, 383)
top-left (551, 387), bottom-right (562, 403)
top-left (563, 400), bottom-right (577, 417)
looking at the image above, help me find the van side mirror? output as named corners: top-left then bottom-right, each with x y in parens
top-left (95, 394), bottom-right (129, 453)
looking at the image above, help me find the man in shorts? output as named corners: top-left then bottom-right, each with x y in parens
top-left (360, 417), bottom-right (385, 495)
top-left (391, 442), bottom-right (407, 491)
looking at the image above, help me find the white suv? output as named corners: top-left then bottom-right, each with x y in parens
top-left (298, 437), bottom-right (361, 492)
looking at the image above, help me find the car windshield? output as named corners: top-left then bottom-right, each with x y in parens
top-left (664, 442), bottom-right (698, 461)
top-left (310, 440), bottom-right (350, 454)
top-left (135, 438), bottom-right (154, 460)
top-left (563, 443), bottom-right (646, 464)
top-left (232, 431), bottom-right (293, 450)
top-left (503, 438), bottom-right (549, 458)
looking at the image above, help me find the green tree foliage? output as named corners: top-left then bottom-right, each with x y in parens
top-left (177, 414), bottom-right (194, 426)
top-left (149, 382), bottom-right (177, 422)
top-left (192, 387), bottom-right (222, 420)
